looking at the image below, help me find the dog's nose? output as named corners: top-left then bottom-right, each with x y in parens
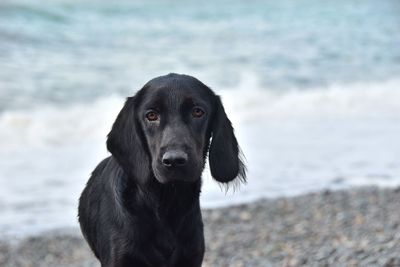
top-left (162, 150), bottom-right (188, 167)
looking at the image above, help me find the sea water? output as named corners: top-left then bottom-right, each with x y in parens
top-left (1, 0), bottom-right (400, 236)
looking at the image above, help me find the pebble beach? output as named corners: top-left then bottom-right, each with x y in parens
top-left (2, 187), bottom-right (400, 267)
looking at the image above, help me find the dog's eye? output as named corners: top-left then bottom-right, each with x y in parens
top-left (146, 111), bottom-right (159, 121)
top-left (192, 107), bottom-right (205, 118)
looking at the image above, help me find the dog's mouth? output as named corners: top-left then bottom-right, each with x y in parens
top-left (153, 161), bottom-right (201, 184)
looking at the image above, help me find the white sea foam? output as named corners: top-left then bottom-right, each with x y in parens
top-left (1, 79), bottom-right (400, 236)
top-left (223, 76), bottom-right (400, 123)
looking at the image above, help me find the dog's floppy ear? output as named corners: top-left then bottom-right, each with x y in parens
top-left (107, 96), bottom-right (150, 182)
top-left (209, 96), bottom-right (246, 183)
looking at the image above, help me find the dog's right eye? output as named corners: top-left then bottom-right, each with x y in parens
top-left (145, 111), bottom-right (159, 121)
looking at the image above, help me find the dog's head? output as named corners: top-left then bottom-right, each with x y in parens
top-left (107, 73), bottom-right (246, 184)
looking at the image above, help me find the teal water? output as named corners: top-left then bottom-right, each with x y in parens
top-left (0, 0), bottom-right (399, 110)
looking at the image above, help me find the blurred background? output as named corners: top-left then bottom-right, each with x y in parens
top-left (0, 0), bottom-right (399, 238)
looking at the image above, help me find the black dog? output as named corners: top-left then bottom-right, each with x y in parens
top-left (78, 73), bottom-right (246, 267)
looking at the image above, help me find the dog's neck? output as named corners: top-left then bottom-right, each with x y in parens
top-left (123, 174), bottom-right (202, 217)
top-left (149, 177), bottom-right (201, 209)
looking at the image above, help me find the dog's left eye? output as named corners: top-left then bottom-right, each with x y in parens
top-left (192, 107), bottom-right (205, 118)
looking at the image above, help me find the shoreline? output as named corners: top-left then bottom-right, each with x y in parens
top-left (1, 186), bottom-right (400, 266)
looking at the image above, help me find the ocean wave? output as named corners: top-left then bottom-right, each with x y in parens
top-left (1, 79), bottom-right (399, 150)
top-left (224, 77), bottom-right (400, 123)
top-left (0, 95), bottom-right (123, 150)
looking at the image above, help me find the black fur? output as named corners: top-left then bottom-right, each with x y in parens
top-left (78, 73), bottom-right (246, 267)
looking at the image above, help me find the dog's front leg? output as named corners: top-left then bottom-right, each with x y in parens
top-left (101, 250), bottom-right (169, 267)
